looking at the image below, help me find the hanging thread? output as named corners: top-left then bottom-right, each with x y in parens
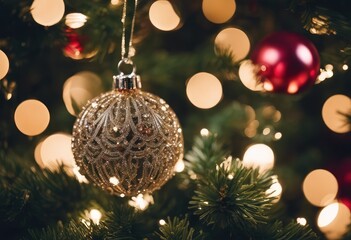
top-left (121, 0), bottom-right (138, 61)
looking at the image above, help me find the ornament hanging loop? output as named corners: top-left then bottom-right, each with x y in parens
top-left (114, 0), bottom-right (141, 90)
top-left (113, 58), bottom-right (141, 90)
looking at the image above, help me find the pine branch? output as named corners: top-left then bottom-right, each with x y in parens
top-left (156, 216), bottom-right (203, 240)
top-left (189, 161), bottom-right (274, 233)
top-left (252, 220), bottom-right (319, 240)
top-left (187, 134), bottom-right (274, 237)
top-left (185, 134), bottom-right (228, 179)
top-left (25, 220), bottom-right (98, 240)
top-left (102, 204), bottom-right (146, 240)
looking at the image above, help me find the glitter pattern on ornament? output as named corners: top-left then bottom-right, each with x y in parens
top-left (72, 89), bottom-right (184, 196)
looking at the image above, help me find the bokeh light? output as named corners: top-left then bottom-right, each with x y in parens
top-left (266, 176), bottom-right (282, 203)
top-left (214, 27), bottom-right (250, 62)
top-left (317, 202), bottom-right (351, 239)
top-left (200, 128), bottom-right (210, 137)
top-left (111, 0), bottom-right (121, 5)
top-left (14, 99), bottom-right (50, 136)
top-left (322, 94), bottom-right (351, 133)
top-left (128, 193), bottom-right (154, 211)
top-left (149, 0), bottom-right (181, 31)
top-left (72, 165), bottom-right (88, 183)
top-left (40, 133), bottom-right (75, 173)
top-left (174, 159), bottom-right (185, 172)
top-left (89, 209), bottom-right (102, 225)
top-left (0, 50), bottom-right (9, 79)
top-left (65, 13), bottom-right (88, 29)
top-left (34, 140), bottom-right (45, 168)
top-left (186, 72), bottom-right (223, 109)
top-left (31, 0), bottom-right (65, 26)
top-left (238, 60), bottom-right (264, 91)
top-left (202, 0), bottom-right (236, 24)
top-left (296, 217), bottom-right (307, 226)
top-left (242, 143), bottom-right (274, 172)
top-left (63, 71), bottom-right (103, 116)
top-left (303, 169), bottom-right (338, 207)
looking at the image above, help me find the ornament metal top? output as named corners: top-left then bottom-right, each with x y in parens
top-left (72, 59), bottom-right (184, 196)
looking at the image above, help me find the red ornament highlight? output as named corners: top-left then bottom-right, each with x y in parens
top-left (251, 32), bottom-right (320, 94)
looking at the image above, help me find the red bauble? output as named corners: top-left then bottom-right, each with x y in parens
top-left (251, 32), bottom-right (320, 94)
top-left (63, 28), bottom-right (97, 60)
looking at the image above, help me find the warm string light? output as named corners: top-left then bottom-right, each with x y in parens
top-left (317, 202), bottom-right (351, 239)
top-left (238, 60), bottom-right (264, 91)
top-left (14, 99), bottom-right (50, 136)
top-left (214, 27), bottom-right (250, 63)
top-left (322, 94), bottom-right (351, 134)
top-left (65, 13), bottom-right (88, 29)
top-left (38, 133), bottom-right (76, 175)
top-left (174, 159), bottom-right (185, 173)
top-left (89, 209), bottom-right (102, 225)
top-left (186, 72), bottom-right (223, 109)
top-left (200, 128), bottom-right (210, 137)
top-left (266, 176), bottom-right (282, 203)
top-left (242, 143), bottom-right (275, 173)
top-left (128, 194), bottom-right (154, 211)
top-left (62, 71), bottom-right (103, 116)
top-left (31, 0), bottom-right (65, 26)
top-left (317, 64), bottom-right (334, 83)
top-left (296, 217), bottom-right (307, 226)
top-left (303, 169), bottom-right (338, 207)
top-left (149, 0), bottom-right (181, 31)
top-left (0, 50), bottom-right (9, 79)
top-left (159, 219), bottom-right (166, 225)
top-left (202, 0), bottom-right (236, 24)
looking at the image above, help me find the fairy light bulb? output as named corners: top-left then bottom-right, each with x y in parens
top-left (149, 0), bottom-right (180, 31)
top-left (322, 94), bottom-right (351, 134)
top-left (318, 202), bottom-right (351, 239)
top-left (242, 144), bottom-right (275, 173)
top-left (215, 28), bottom-right (250, 62)
top-left (31, 0), bottom-right (65, 26)
top-left (174, 159), bottom-right (185, 172)
top-left (302, 169), bottom-right (338, 207)
top-left (238, 60), bottom-right (264, 91)
top-left (186, 72), bottom-right (223, 109)
top-left (202, 0), bottom-right (236, 24)
top-left (0, 50), bottom-right (10, 79)
top-left (266, 176), bottom-right (282, 203)
top-left (65, 13), bottom-right (88, 29)
top-left (40, 133), bottom-right (76, 174)
top-left (62, 71), bottom-right (103, 116)
top-left (89, 209), bottom-right (102, 224)
top-left (14, 99), bottom-right (50, 136)
top-left (128, 194), bottom-right (154, 211)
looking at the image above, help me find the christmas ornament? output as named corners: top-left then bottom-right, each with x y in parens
top-left (251, 32), bottom-right (320, 94)
top-left (63, 28), bottom-right (97, 60)
top-left (71, 0), bottom-right (184, 196)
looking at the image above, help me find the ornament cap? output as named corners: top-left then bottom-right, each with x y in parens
top-left (113, 58), bottom-right (142, 90)
top-left (113, 72), bottom-right (142, 90)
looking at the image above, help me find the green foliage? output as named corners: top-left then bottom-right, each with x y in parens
top-left (26, 221), bottom-right (95, 240)
top-left (185, 133), bottom-right (228, 177)
top-left (253, 220), bottom-right (319, 240)
top-left (187, 134), bottom-right (274, 236)
top-left (102, 204), bottom-right (146, 240)
top-left (156, 216), bottom-right (203, 240)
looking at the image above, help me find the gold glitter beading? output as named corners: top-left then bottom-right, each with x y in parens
top-left (72, 89), bottom-right (184, 196)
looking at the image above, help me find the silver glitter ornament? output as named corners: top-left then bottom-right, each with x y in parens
top-left (72, 66), bottom-right (184, 196)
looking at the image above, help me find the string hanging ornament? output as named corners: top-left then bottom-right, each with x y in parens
top-left (71, 0), bottom-right (184, 196)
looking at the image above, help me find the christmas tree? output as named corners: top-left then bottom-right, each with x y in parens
top-left (1, 0), bottom-right (351, 239)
